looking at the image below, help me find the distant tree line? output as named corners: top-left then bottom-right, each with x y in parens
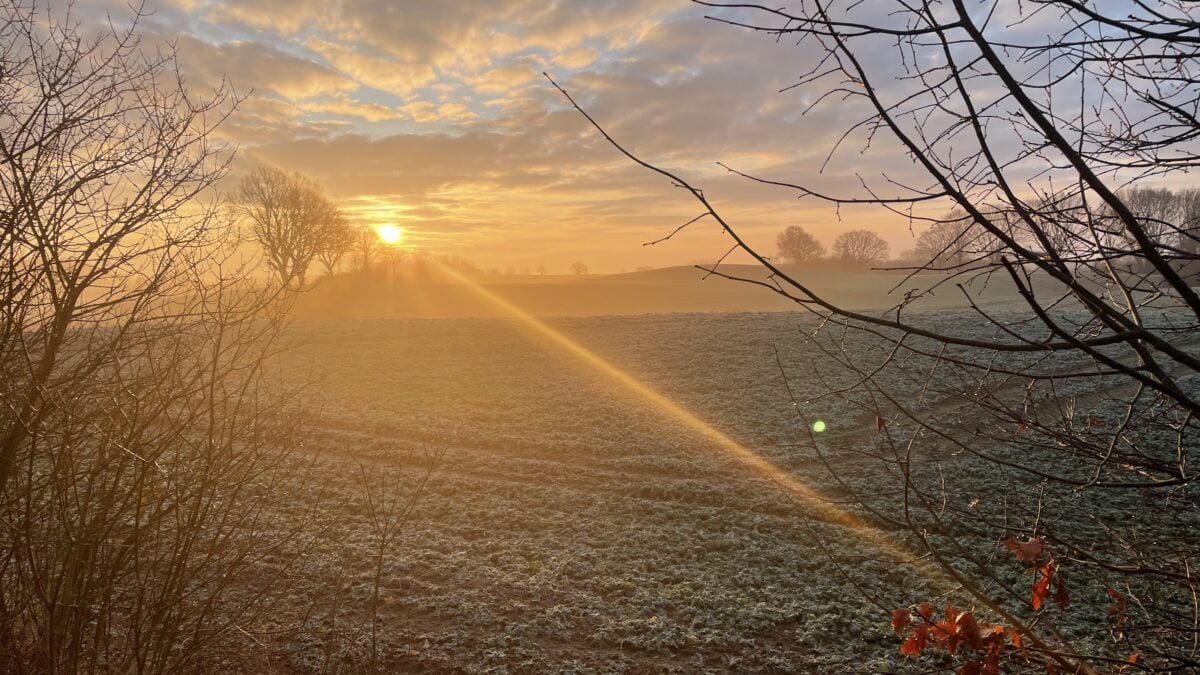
top-left (775, 225), bottom-right (890, 268)
top-left (778, 186), bottom-right (1200, 278)
top-left (891, 186), bottom-right (1200, 278)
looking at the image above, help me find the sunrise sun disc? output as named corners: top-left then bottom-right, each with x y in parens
top-left (376, 223), bottom-right (404, 245)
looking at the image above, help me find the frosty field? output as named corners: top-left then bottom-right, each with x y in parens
top-left (248, 310), bottom-right (1182, 673)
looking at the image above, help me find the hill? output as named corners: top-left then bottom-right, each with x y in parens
top-left (291, 264), bottom-right (1059, 320)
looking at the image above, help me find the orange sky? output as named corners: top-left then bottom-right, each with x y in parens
top-left (100, 0), bottom-right (939, 273)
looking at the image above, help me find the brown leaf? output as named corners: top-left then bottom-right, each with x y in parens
top-left (1031, 560), bottom-right (1054, 611)
top-left (958, 612), bottom-right (983, 650)
top-left (1106, 588), bottom-right (1127, 628)
top-left (944, 604), bottom-right (960, 623)
top-left (1005, 536), bottom-right (1045, 562)
top-left (1053, 573), bottom-right (1069, 609)
top-left (892, 608), bottom-right (911, 636)
top-left (900, 625), bottom-right (928, 657)
top-left (935, 620), bottom-right (962, 655)
top-left (983, 643), bottom-right (1004, 675)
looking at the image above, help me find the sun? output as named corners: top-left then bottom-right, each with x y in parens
top-left (375, 223), bottom-right (404, 245)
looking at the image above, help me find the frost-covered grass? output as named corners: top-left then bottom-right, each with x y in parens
top-left (245, 310), bottom-right (1190, 672)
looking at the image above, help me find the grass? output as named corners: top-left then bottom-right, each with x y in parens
top-left (244, 309), bottom-right (1193, 672)
top-left (252, 312), bottom-right (925, 671)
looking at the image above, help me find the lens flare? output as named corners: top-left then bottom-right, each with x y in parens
top-left (812, 420), bottom-right (827, 433)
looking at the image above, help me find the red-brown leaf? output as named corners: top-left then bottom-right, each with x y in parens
top-left (892, 608), bottom-right (911, 636)
top-left (935, 619), bottom-right (962, 655)
top-left (876, 415), bottom-right (887, 431)
top-left (917, 601), bottom-right (935, 620)
top-left (1106, 588), bottom-right (1127, 628)
top-left (900, 625), bottom-right (928, 657)
top-left (958, 612), bottom-right (984, 650)
top-left (983, 642), bottom-right (1003, 675)
top-left (1031, 560), bottom-right (1054, 610)
top-left (1053, 573), bottom-right (1069, 609)
top-left (1006, 536), bottom-right (1045, 562)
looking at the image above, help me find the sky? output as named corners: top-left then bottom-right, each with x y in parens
top-left (98, 0), bottom-right (938, 273)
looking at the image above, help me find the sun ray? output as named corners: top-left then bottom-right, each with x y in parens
top-left (429, 260), bottom-right (949, 582)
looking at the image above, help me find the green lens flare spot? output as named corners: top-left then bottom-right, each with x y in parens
top-left (811, 420), bottom-right (827, 433)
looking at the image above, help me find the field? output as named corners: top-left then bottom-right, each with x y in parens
top-left (250, 311), bottom-right (929, 672)
top-left (235, 294), bottom-right (1182, 673)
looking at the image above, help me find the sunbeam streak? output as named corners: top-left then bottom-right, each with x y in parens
top-left (430, 262), bottom-right (944, 575)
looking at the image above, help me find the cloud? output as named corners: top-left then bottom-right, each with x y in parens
top-left (197, 0), bottom-right (326, 33)
top-left (303, 37), bottom-right (438, 96)
top-left (298, 95), bottom-right (401, 122)
top-left (400, 101), bottom-right (477, 124)
top-left (159, 0), bottom-right (940, 270)
top-left (176, 35), bottom-right (356, 100)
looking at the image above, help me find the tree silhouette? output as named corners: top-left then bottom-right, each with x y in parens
top-left (775, 225), bottom-right (825, 263)
top-left (832, 229), bottom-right (888, 266)
top-left (353, 224), bottom-right (380, 272)
top-left (316, 211), bottom-right (355, 276)
top-left (238, 166), bottom-right (346, 286)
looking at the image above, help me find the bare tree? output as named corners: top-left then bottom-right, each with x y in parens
top-left (570, 261), bottom-right (590, 275)
top-left (316, 211), bottom-right (355, 276)
top-left (776, 225), bottom-right (826, 263)
top-left (353, 224), bottom-right (380, 273)
top-left (551, 0), bottom-right (1200, 670)
top-left (915, 218), bottom-right (965, 268)
top-left (1175, 189), bottom-right (1200, 265)
top-left (912, 209), bottom-right (1004, 269)
top-left (0, 4), bottom-right (312, 670)
top-left (238, 166), bottom-right (345, 286)
top-left (1113, 187), bottom-right (1197, 274)
top-left (832, 228), bottom-right (888, 266)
